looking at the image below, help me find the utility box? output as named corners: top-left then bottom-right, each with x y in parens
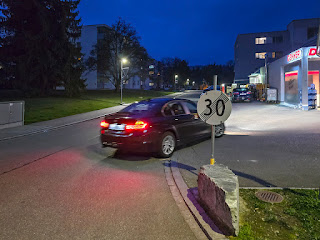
top-left (0, 101), bottom-right (25, 130)
top-left (266, 88), bottom-right (277, 102)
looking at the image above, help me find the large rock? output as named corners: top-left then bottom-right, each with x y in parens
top-left (197, 164), bottom-right (239, 236)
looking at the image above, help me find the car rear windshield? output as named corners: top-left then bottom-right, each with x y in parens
top-left (120, 102), bottom-right (160, 115)
top-left (234, 88), bottom-right (248, 92)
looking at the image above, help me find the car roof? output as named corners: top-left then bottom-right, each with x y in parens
top-left (138, 98), bottom-right (189, 104)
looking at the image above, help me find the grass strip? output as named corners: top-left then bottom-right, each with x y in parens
top-left (5, 89), bottom-right (173, 124)
top-left (230, 189), bottom-right (320, 240)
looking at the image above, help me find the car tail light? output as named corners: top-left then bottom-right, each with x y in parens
top-left (100, 120), bottom-right (109, 128)
top-left (247, 91), bottom-right (252, 94)
top-left (233, 92), bottom-right (239, 95)
top-left (125, 120), bottom-right (148, 130)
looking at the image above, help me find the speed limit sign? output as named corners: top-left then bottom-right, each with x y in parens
top-left (197, 90), bottom-right (232, 125)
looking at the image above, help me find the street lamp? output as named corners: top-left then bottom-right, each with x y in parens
top-left (186, 78), bottom-right (190, 90)
top-left (174, 74), bottom-right (178, 92)
top-left (264, 53), bottom-right (268, 100)
top-left (121, 58), bottom-right (128, 105)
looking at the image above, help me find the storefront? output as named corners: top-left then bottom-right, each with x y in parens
top-left (268, 46), bottom-right (320, 110)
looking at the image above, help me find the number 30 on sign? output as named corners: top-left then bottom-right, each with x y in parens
top-left (197, 90), bottom-right (232, 125)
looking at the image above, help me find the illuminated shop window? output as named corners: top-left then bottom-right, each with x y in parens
top-left (255, 52), bottom-right (267, 59)
top-left (255, 37), bottom-right (267, 44)
top-left (272, 52), bottom-right (276, 58)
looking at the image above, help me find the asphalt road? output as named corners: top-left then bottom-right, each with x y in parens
top-left (1, 90), bottom-right (320, 239)
top-left (0, 117), bottom-right (197, 239)
top-left (176, 90), bottom-right (320, 188)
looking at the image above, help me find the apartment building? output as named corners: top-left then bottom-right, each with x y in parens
top-left (79, 24), bottom-right (152, 90)
top-left (234, 18), bottom-right (320, 83)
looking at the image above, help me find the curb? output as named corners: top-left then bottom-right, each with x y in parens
top-left (0, 92), bottom-right (186, 142)
top-left (165, 156), bottom-right (228, 240)
top-left (0, 114), bottom-right (106, 142)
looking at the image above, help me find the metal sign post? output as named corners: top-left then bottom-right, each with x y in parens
top-left (197, 79), bottom-right (232, 165)
top-left (211, 75), bottom-right (218, 164)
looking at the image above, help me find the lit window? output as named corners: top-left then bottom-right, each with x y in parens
top-left (255, 37), bottom-right (267, 44)
top-left (255, 52), bottom-right (267, 59)
top-left (272, 52), bottom-right (276, 58)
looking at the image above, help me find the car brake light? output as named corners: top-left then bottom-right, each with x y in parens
top-left (233, 92), bottom-right (239, 95)
top-left (247, 91), bottom-right (251, 94)
top-left (125, 120), bottom-right (148, 130)
top-left (100, 120), bottom-right (109, 128)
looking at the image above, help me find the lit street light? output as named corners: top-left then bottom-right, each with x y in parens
top-left (121, 58), bottom-right (128, 105)
top-left (174, 74), bottom-right (178, 92)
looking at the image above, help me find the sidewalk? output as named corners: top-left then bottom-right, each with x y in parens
top-left (0, 92), bottom-right (184, 141)
top-left (0, 105), bottom-right (126, 141)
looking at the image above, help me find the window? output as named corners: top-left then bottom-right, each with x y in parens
top-left (97, 27), bottom-right (107, 34)
top-left (272, 36), bottom-right (283, 43)
top-left (276, 51), bottom-right (283, 58)
top-left (163, 105), bottom-right (173, 116)
top-left (184, 101), bottom-right (197, 114)
top-left (307, 27), bottom-right (318, 39)
top-left (271, 52), bottom-right (283, 59)
top-left (255, 52), bottom-right (267, 59)
top-left (121, 102), bottom-right (158, 114)
top-left (255, 37), bottom-right (267, 44)
top-left (170, 103), bottom-right (185, 115)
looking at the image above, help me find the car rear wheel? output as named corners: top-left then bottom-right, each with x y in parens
top-left (215, 124), bottom-right (225, 138)
top-left (158, 132), bottom-right (176, 158)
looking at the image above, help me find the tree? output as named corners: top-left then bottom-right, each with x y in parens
top-left (86, 18), bottom-right (150, 92)
top-left (160, 57), bottom-right (190, 90)
top-left (0, 0), bottom-right (85, 97)
top-left (57, 0), bottom-right (85, 97)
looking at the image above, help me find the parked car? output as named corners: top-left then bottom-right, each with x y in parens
top-left (100, 98), bottom-right (225, 157)
top-left (200, 85), bottom-right (221, 96)
top-left (231, 88), bottom-right (252, 102)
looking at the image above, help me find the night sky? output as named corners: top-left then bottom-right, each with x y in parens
top-left (79, 0), bottom-right (320, 66)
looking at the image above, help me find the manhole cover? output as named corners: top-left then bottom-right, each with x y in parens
top-left (255, 191), bottom-right (284, 203)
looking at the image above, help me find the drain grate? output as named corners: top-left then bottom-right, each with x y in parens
top-left (255, 191), bottom-right (284, 203)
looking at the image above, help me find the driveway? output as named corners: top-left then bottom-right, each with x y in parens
top-left (174, 99), bottom-right (320, 188)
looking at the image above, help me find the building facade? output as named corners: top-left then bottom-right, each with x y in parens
top-left (234, 18), bottom-right (320, 83)
top-left (268, 46), bottom-right (320, 110)
top-left (79, 25), bottom-right (152, 90)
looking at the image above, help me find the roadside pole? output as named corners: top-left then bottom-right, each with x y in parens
top-left (211, 75), bottom-right (218, 165)
top-left (120, 61), bottom-right (123, 105)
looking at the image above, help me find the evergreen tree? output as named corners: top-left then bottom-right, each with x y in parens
top-left (58, 0), bottom-right (85, 97)
top-left (0, 0), bottom-right (85, 97)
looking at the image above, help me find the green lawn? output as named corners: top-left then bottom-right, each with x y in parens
top-left (16, 89), bottom-right (173, 124)
top-left (230, 189), bottom-right (320, 240)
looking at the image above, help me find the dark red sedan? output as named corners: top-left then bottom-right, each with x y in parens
top-left (100, 98), bottom-right (225, 157)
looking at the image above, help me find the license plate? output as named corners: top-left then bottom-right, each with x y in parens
top-left (240, 93), bottom-right (246, 95)
top-left (109, 124), bottom-right (125, 131)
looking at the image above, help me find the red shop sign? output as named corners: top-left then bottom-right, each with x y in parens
top-left (287, 49), bottom-right (302, 63)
